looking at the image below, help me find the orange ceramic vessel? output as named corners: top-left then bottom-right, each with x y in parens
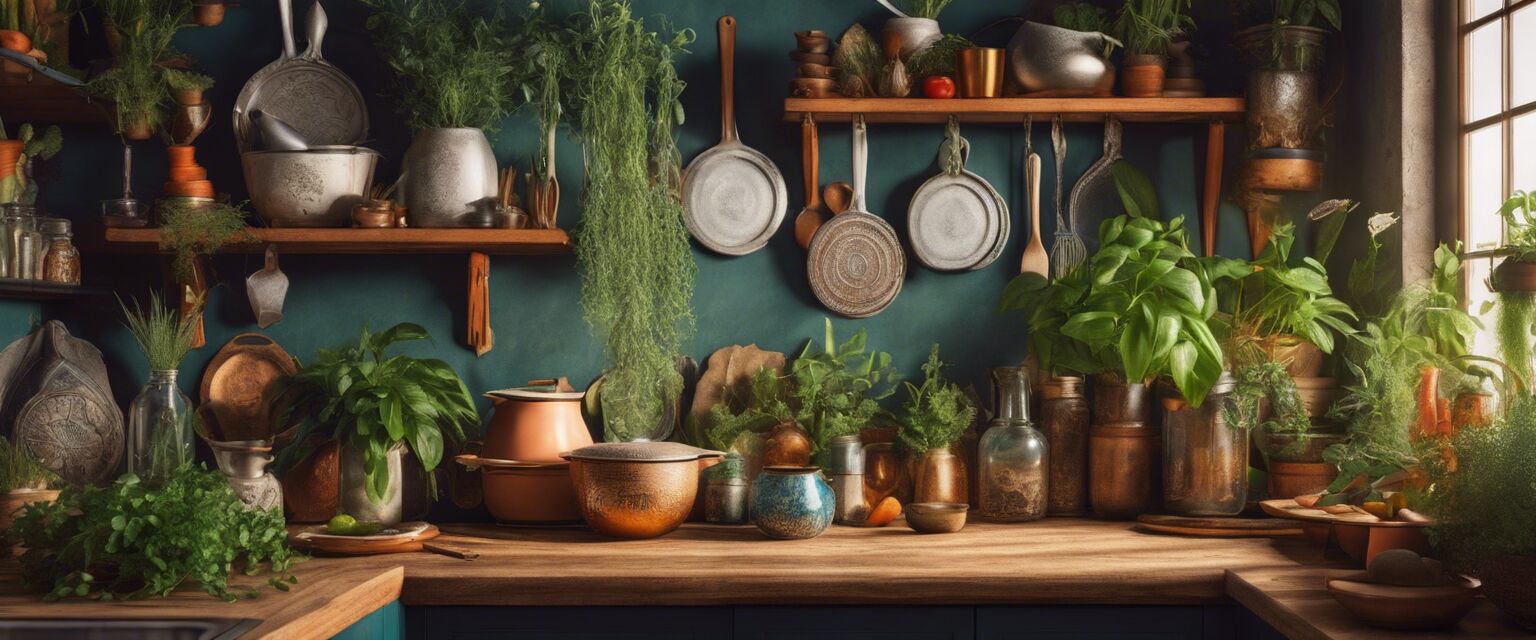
top-left (482, 390), bottom-right (593, 462)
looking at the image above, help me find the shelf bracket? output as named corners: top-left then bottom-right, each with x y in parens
top-left (1201, 120), bottom-right (1226, 257)
top-left (467, 251), bottom-right (492, 357)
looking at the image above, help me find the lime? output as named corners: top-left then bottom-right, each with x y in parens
top-left (326, 513), bottom-right (357, 535)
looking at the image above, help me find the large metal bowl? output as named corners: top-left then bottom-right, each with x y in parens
top-left (563, 442), bottom-right (722, 539)
top-left (241, 146), bottom-right (378, 227)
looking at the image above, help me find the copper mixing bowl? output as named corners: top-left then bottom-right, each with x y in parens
top-left (563, 442), bottom-right (722, 539)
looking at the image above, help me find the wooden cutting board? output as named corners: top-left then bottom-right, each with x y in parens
top-left (1135, 514), bottom-right (1303, 538)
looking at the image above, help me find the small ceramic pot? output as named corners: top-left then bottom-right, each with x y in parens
top-left (482, 387), bottom-right (592, 462)
top-left (457, 455), bottom-right (581, 524)
top-left (121, 115), bottom-right (154, 141)
top-left (339, 442), bottom-right (403, 524)
top-left (752, 465), bottom-right (835, 539)
top-left (1263, 335), bottom-right (1325, 377)
top-left (1493, 259), bottom-right (1536, 293)
top-left (794, 30), bottom-right (829, 54)
top-left (1267, 460), bottom-right (1337, 498)
top-left (956, 48), bottom-right (1005, 98)
top-left (905, 502), bottom-right (968, 534)
top-left (1121, 54), bottom-right (1167, 97)
top-left (191, 1), bottom-right (226, 27)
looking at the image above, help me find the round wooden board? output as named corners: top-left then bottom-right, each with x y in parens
top-left (1259, 498), bottom-right (1430, 528)
top-left (288, 522), bottom-right (439, 556)
top-left (1135, 514), bottom-right (1302, 538)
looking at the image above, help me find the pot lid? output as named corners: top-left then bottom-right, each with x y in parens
top-left (485, 387), bottom-right (585, 402)
top-left (455, 454), bottom-right (570, 471)
top-left (562, 441), bottom-right (723, 463)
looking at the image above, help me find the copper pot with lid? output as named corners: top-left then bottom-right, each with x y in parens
top-left (562, 442), bottom-right (723, 539)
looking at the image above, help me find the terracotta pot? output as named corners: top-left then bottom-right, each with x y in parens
top-left (122, 116), bottom-right (154, 141)
top-left (761, 421), bottom-right (812, 467)
top-left (482, 388), bottom-right (592, 462)
top-left (1, 488), bottom-right (59, 534)
top-left (1333, 523), bottom-right (1429, 566)
top-left (1267, 460), bottom-right (1336, 499)
top-left (1293, 377), bottom-right (1343, 418)
top-left (1263, 335), bottom-right (1325, 377)
top-left (1121, 54), bottom-right (1166, 97)
top-left (167, 165), bottom-right (208, 183)
top-left (1481, 555), bottom-right (1536, 630)
top-left (0, 140), bottom-right (22, 178)
top-left (1089, 424), bottom-right (1160, 519)
top-left (163, 180), bottom-right (214, 198)
top-left (1234, 25), bottom-right (1329, 73)
top-left (174, 88), bottom-right (204, 106)
top-left (281, 440), bottom-right (339, 523)
top-left (912, 447), bottom-right (967, 505)
top-left (1493, 260), bottom-right (1536, 293)
top-left (166, 145), bottom-right (198, 168)
top-left (191, 2), bottom-right (225, 27)
top-left (455, 456), bottom-right (583, 525)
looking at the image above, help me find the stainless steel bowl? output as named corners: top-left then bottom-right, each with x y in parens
top-left (241, 147), bottom-right (378, 227)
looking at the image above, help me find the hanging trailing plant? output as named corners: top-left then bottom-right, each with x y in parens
top-left (564, 0), bottom-right (696, 441)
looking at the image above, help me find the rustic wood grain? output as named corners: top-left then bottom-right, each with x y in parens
top-left (98, 228), bottom-right (573, 255)
top-left (782, 97), bottom-right (1247, 124)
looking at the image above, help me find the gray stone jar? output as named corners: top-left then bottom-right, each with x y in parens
top-left (400, 127), bottom-right (498, 228)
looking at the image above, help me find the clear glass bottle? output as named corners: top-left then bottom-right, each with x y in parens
top-left (977, 366), bottom-right (1049, 522)
top-left (40, 218), bottom-right (79, 284)
top-left (1, 203), bottom-right (36, 278)
top-left (126, 369), bottom-right (194, 485)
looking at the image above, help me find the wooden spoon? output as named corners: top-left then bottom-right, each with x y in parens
top-left (823, 181), bottom-right (853, 215)
top-left (793, 115), bottom-right (830, 250)
top-left (1020, 153), bottom-right (1049, 276)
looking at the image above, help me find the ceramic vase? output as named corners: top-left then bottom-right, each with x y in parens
top-left (401, 127), bottom-right (498, 228)
top-left (751, 465), bottom-right (834, 539)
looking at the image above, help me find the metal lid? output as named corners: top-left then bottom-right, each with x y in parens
top-left (37, 217), bottom-right (71, 236)
top-left (484, 387), bottom-right (584, 402)
top-left (562, 441), bottom-right (723, 463)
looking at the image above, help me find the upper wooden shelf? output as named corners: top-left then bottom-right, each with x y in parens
top-left (782, 97), bottom-right (1246, 124)
top-left (100, 227), bottom-right (572, 255)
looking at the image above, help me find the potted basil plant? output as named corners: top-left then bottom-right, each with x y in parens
top-left (275, 323), bottom-right (478, 524)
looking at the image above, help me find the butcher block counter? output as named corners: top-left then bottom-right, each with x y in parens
top-left (0, 519), bottom-right (1526, 638)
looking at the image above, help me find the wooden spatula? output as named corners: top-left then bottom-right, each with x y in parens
top-left (1020, 153), bottom-right (1049, 276)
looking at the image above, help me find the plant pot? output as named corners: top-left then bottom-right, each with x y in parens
top-left (339, 441), bottom-right (404, 525)
top-left (1089, 424), bottom-right (1160, 519)
top-left (1263, 335), bottom-right (1325, 377)
top-left (1244, 157), bottom-right (1322, 191)
top-left (1256, 427), bottom-right (1345, 463)
top-left (1, 488), bottom-right (59, 535)
top-left (1493, 259), bottom-right (1536, 293)
top-left (1007, 21), bottom-right (1115, 96)
top-left (121, 115), bottom-right (154, 141)
top-left (127, 369), bottom-right (195, 485)
top-left (1481, 555), bottom-right (1536, 630)
top-left (751, 465), bottom-right (835, 539)
top-left (1267, 460), bottom-right (1336, 499)
top-left (883, 17), bottom-right (940, 58)
top-left (1092, 374), bottom-right (1152, 424)
top-left (1246, 70), bottom-right (1322, 150)
top-left (191, 2), bottom-right (226, 27)
top-left (1234, 25), bottom-right (1330, 73)
top-left (956, 47), bottom-right (1005, 98)
top-left (912, 447), bottom-right (968, 505)
top-left (401, 127), bottom-right (498, 228)
top-left (1121, 55), bottom-right (1167, 97)
top-left (166, 145), bottom-right (197, 168)
top-left (1162, 376), bottom-right (1247, 516)
top-left (174, 88), bottom-right (205, 107)
top-left (1293, 377), bottom-right (1343, 418)
top-left (762, 421), bottom-right (813, 467)
top-left (482, 388), bottom-right (593, 462)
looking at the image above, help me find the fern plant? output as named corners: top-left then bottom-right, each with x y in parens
top-left (1114, 0), bottom-right (1193, 57)
top-left (360, 0), bottom-right (521, 131)
top-left (897, 346), bottom-right (974, 454)
top-left (1426, 393), bottom-right (1536, 571)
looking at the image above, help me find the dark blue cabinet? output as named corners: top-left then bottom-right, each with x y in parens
top-left (735, 606), bottom-right (974, 640)
top-left (406, 606), bottom-right (733, 640)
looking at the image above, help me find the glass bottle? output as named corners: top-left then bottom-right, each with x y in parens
top-left (977, 366), bottom-right (1049, 522)
top-left (126, 369), bottom-right (194, 485)
top-left (40, 218), bottom-right (79, 284)
top-left (15, 214), bottom-right (41, 280)
top-left (1040, 375), bottom-right (1090, 516)
top-left (1, 203), bottom-right (36, 278)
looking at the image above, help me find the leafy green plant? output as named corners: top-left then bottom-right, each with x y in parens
top-left (1114, 0), bottom-right (1193, 57)
top-left (85, 0), bottom-right (189, 136)
top-left (1225, 360), bottom-right (1310, 453)
top-left (11, 464), bottom-right (296, 601)
top-left (1496, 191), bottom-right (1536, 259)
top-left (1234, 0), bottom-right (1341, 71)
top-left (164, 69), bottom-right (213, 93)
top-left (513, 2), bottom-right (570, 184)
top-left (998, 267), bottom-right (1100, 377)
top-left (0, 117), bottom-right (62, 205)
top-left (156, 199), bottom-right (252, 283)
top-left (119, 291), bottom-right (196, 372)
top-left (564, 0), bottom-right (696, 441)
top-left (1232, 223), bottom-right (1356, 355)
top-left (705, 367), bottom-right (795, 452)
top-left (899, 0), bottom-right (955, 20)
top-left (1112, 159), bottom-right (1160, 219)
top-left (0, 437), bottom-right (56, 492)
top-left (361, 0), bottom-right (520, 131)
top-left (1325, 308), bottom-right (1434, 491)
top-left (1425, 393), bottom-right (1536, 571)
top-left (897, 346), bottom-right (975, 454)
top-left (905, 33), bottom-right (973, 80)
top-left (1054, 2), bottom-right (1121, 57)
top-left (274, 323), bottom-right (478, 503)
top-left (790, 319), bottom-right (900, 459)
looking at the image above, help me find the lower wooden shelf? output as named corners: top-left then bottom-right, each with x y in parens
top-left (0, 279), bottom-right (110, 301)
top-left (100, 227), bottom-right (573, 255)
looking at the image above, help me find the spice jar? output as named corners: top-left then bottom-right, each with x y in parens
top-left (1, 203), bottom-right (37, 278)
top-left (13, 212), bottom-right (42, 280)
top-left (704, 455), bottom-right (748, 524)
top-left (826, 434), bottom-right (868, 524)
top-left (977, 366), bottom-right (1049, 522)
top-left (39, 217), bottom-right (79, 285)
top-left (1039, 375), bottom-right (1089, 516)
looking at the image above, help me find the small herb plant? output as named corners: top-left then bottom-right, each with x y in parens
top-left (1225, 359), bottom-right (1310, 451)
top-left (1114, 0), bottom-right (1193, 57)
top-left (1054, 2), bottom-right (1121, 58)
top-left (0, 117), bottom-right (62, 205)
top-left (705, 367), bottom-right (795, 452)
top-left (275, 323), bottom-right (478, 503)
top-left (11, 465), bottom-right (296, 601)
top-left (164, 69), bottom-right (213, 94)
top-left (899, 0), bottom-right (955, 20)
top-left (0, 437), bottom-right (56, 492)
top-left (905, 33), bottom-right (974, 80)
top-left (1495, 191), bottom-right (1536, 260)
top-left (1232, 223), bottom-right (1357, 356)
top-left (361, 0), bottom-right (520, 131)
top-left (119, 291), bottom-right (197, 372)
top-left (897, 346), bottom-right (975, 454)
top-left (790, 319), bottom-right (900, 459)
top-left (156, 199), bottom-right (252, 283)
top-left (998, 267), bottom-right (1099, 378)
top-left (86, 0), bottom-right (190, 136)
top-left (1426, 393), bottom-right (1536, 572)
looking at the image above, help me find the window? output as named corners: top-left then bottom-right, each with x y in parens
top-left (1459, 0), bottom-right (1536, 356)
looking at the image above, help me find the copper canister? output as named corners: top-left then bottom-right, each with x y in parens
top-left (956, 47), bottom-right (1005, 98)
top-left (1089, 424), bottom-right (1160, 519)
top-left (1040, 376), bottom-right (1089, 516)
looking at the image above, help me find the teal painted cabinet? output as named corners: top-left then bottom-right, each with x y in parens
top-left (335, 600), bottom-right (403, 640)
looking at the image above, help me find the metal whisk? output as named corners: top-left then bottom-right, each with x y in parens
top-left (1048, 116), bottom-right (1087, 278)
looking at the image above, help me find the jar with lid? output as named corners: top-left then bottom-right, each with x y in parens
top-left (40, 217), bottom-right (79, 284)
top-left (977, 366), bottom-right (1049, 522)
top-left (1, 203), bottom-right (37, 279)
top-left (826, 434), bottom-right (868, 524)
top-left (1040, 375), bottom-right (1089, 515)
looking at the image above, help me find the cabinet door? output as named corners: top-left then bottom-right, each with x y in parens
top-left (733, 606), bottom-right (975, 640)
top-left (410, 606), bottom-right (733, 640)
top-left (977, 606), bottom-right (1204, 640)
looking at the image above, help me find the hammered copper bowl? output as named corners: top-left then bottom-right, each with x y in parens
top-left (563, 442), bottom-right (723, 539)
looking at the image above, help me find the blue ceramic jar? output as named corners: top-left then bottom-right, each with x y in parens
top-left (751, 465), bottom-right (835, 539)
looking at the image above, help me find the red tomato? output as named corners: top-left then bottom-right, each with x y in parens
top-left (923, 76), bottom-right (956, 99)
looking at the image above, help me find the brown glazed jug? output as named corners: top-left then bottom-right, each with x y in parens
top-left (482, 388), bottom-right (593, 461)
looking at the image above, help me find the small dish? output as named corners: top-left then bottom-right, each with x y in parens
top-left (796, 63), bottom-right (835, 79)
top-left (790, 78), bottom-right (839, 99)
top-left (1327, 574), bottom-right (1481, 630)
top-left (795, 30), bottom-right (829, 54)
top-left (905, 502), bottom-right (968, 534)
top-left (289, 522), bottom-right (438, 556)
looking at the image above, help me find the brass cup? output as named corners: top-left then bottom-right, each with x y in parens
top-left (956, 47), bottom-right (1006, 98)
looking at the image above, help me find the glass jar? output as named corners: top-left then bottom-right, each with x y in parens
top-left (1, 203), bottom-right (37, 279)
top-left (861, 441), bottom-right (908, 506)
top-left (1040, 375), bottom-right (1089, 516)
top-left (126, 369), bottom-right (194, 485)
top-left (1163, 374), bottom-right (1247, 516)
top-left (40, 218), bottom-right (79, 284)
top-left (977, 366), bottom-right (1049, 522)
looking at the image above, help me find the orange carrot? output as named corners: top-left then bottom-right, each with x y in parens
top-left (1415, 366), bottom-right (1439, 442)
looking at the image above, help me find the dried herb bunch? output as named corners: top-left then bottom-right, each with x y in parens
top-left (86, 0), bottom-right (189, 135)
top-left (898, 345), bottom-right (975, 454)
top-left (156, 199), bottom-right (251, 283)
top-left (361, 0), bottom-right (520, 131)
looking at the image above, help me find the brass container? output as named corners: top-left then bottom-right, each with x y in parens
top-left (913, 447), bottom-right (968, 504)
top-left (1089, 425), bottom-right (1160, 520)
top-left (563, 442), bottom-right (722, 539)
top-left (762, 421), bottom-right (813, 467)
top-left (956, 47), bottom-right (1005, 98)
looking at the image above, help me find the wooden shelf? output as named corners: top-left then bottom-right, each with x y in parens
top-left (0, 56), bottom-right (109, 126)
top-left (0, 279), bottom-right (110, 301)
top-left (782, 97), bottom-right (1246, 124)
top-left (100, 227), bottom-right (573, 255)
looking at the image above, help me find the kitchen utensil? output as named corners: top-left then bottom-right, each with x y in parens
top-left (1068, 118), bottom-right (1126, 255)
top-left (793, 115), bottom-right (830, 251)
top-left (823, 182), bottom-right (853, 214)
top-left (232, 0), bottom-right (368, 153)
top-left (1048, 117), bottom-right (1086, 276)
top-left (562, 442), bottom-right (723, 539)
top-left (956, 47), bottom-right (1005, 98)
top-left (807, 117), bottom-right (905, 318)
top-left (423, 542), bottom-right (479, 560)
top-left (289, 522), bottom-right (438, 556)
top-left (1007, 22), bottom-right (1117, 96)
top-left (481, 386), bottom-right (591, 462)
top-left (1019, 153), bottom-right (1048, 276)
top-left (198, 333), bottom-right (296, 442)
top-left (905, 502), bottom-right (968, 533)
top-left (206, 438), bottom-right (274, 481)
top-left (908, 122), bottom-right (1008, 271)
top-left (1134, 514), bottom-right (1302, 538)
top-left (101, 144), bottom-right (145, 228)
top-left (249, 109), bottom-right (309, 151)
top-left (245, 245), bottom-right (289, 329)
top-left (455, 455), bottom-right (581, 525)
top-left (242, 146), bottom-right (379, 227)
top-left (682, 16), bottom-right (788, 256)
top-left (1327, 574), bottom-right (1481, 630)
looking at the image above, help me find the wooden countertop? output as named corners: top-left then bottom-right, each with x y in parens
top-left (0, 519), bottom-right (1527, 639)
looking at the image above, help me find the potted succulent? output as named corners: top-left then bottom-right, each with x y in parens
top-left (87, 0), bottom-right (189, 140)
top-left (362, 0), bottom-right (517, 228)
top-left (120, 292), bottom-right (199, 487)
top-left (1425, 393), bottom-right (1536, 629)
top-left (898, 345), bottom-right (975, 505)
top-left (0, 437), bottom-right (58, 540)
top-left (0, 118), bottom-right (61, 205)
top-left (274, 323), bottom-right (478, 525)
top-left (1113, 0), bottom-right (1193, 97)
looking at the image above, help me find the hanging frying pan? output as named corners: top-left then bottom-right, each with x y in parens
top-left (232, 0), bottom-right (368, 153)
top-left (807, 117), bottom-right (905, 318)
top-left (907, 122), bottom-right (1009, 271)
top-left (1067, 117), bottom-right (1125, 254)
top-left (682, 16), bottom-right (788, 256)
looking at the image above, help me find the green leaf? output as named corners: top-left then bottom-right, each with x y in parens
top-left (1062, 311), bottom-right (1120, 343)
top-left (1111, 160), bottom-right (1159, 220)
top-left (1120, 313), bottom-right (1154, 383)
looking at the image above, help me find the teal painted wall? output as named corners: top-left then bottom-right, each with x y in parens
top-left (7, 1), bottom-right (1318, 506)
